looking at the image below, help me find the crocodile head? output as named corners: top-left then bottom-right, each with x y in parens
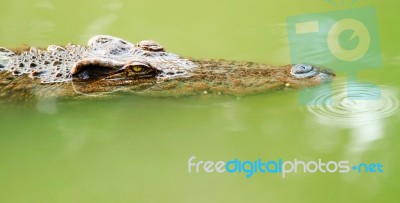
top-left (1, 35), bottom-right (335, 99)
top-left (71, 35), bottom-right (197, 94)
top-left (69, 35), bottom-right (334, 96)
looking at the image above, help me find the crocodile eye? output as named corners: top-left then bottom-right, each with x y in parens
top-left (291, 64), bottom-right (317, 79)
top-left (131, 66), bottom-right (143, 72)
top-left (123, 62), bottom-right (156, 77)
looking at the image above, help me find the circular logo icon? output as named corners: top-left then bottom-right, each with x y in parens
top-left (327, 18), bottom-right (371, 61)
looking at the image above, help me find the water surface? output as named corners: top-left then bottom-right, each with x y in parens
top-left (0, 0), bottom-right (399, 202)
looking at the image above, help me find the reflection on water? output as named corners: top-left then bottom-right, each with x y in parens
top-left (36, 0), bottom-right (55, 9)
top-left (81, 15), bottom-right (118, 41)
top-left (306, 79), bottom-right (399, 163)
top-left (307, 79), bottom-right (399, 127)
top-left (30, 1), bottom-right (55, 44)
top-left (80, 0), bottom-right (121, 41)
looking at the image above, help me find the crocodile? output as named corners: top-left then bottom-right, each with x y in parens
top-left (0, 35), bottom-right (335, 101)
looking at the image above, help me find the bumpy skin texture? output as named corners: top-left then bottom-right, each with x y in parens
top-left (0, 35), bottom-right (334, 102)
top-left (141, 59), bottom-right (320, 96)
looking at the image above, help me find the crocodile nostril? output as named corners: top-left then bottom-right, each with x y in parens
top-left (291, 64), bottom-right (317, 78)
top-left (295, 65), bottom-right (313, 74)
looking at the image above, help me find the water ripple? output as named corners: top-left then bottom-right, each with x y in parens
top-left (306, 80), bottom-right (400, 127)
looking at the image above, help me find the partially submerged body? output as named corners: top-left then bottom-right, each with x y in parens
top-left (0, 35), bottom-right (335, 102)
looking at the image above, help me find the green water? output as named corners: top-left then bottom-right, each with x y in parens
top-left (1, 0), bottom-right (400, 202)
